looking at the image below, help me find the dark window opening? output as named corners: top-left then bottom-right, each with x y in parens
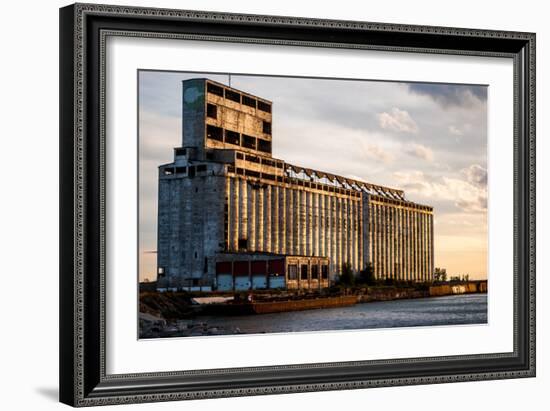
top-left (207, 124), bottom-right (223, 142)
top-left (300, 265), bottom-right (309, 280)
top-left (238, 238), bottom-right (248, 250)
top-left (262, 121), bottom-right (272, 135)
top-left (206, 103), bottom-right (217, 119)
top-left (236, 152), bottom-right (244, 159)
top-left (188, 166), bottom-right (196, 177)
top-left (197, 164), bottom-right (207, 172)
top-left (258, 139), bottom-right (271, 153)
top-left (242, 95), bottom-right (256, 108)
top-left (225, 130), bottom-right (240, 145)
top-left (192, 278), bottom-right (199, 286)
top-left (206, 152), bottom-right (214, 160)
top-left (163, 168), bottom-right (174, 175)
top-left (262, 159), bottom-right (275, 167)
top-left (246, 154), bottom-right (260, 163)
top-left (245, 169), bottom-right (260, 178)
top-left (227, 165), bottom-right (235, 173)
top-left (225, 89), bottom-right (241, 103)
top-left (311, 265), bottom-right (319, 280)
top-left (262, 173), bottom-right (275, 181)
top-left (175, 167), bottom-right (185, 174)
top-left (175, 148), bottom-right (186, 156)
top-left (321, 265), bottom-right (329, 279)
top-left (288, 264), bottom-right (298, 280)
top-left (258, 101), bottom-right (271, 113)
top-left (207, 83), bottom-right (224, 97)
top-left (194, 251), bottom-right (198, 259)
top-left (242, 134), bottom-right (256, 149)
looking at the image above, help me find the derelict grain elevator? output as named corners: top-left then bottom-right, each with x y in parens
top-left (156, 78), bottom-right (434, 291)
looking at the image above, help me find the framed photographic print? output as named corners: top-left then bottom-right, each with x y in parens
top-left (59, 3), bottom-right (536, 407)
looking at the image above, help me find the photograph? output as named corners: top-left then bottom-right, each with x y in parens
top-left (55, 2), bottom-right (536, 407)
top-left (138, 71), bottom-right (489, 338)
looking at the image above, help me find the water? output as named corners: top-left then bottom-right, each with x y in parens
top-left (188, 294), bottom-right (487, 336)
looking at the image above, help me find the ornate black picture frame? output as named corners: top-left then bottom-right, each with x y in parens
top-left (59, 3), bottom-right (535, 407)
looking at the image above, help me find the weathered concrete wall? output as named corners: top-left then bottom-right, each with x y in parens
top-left (157, 163), bottom-right (226, 288)
top-left (181, 79), bottom-right (206, 159)
top-left (224, 175), bottom-right (363, 278)
top-left (366, 196), bottom-right (433, 282)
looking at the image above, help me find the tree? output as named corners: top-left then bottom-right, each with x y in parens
top-left (434, 267), bottom-right (447, 282)
top-left (339, 262), bottom-right (355, 287)
top-left (358, 262), bottom-right (376, 285)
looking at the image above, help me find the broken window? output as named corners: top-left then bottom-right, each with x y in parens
top-left (245, 169), bottom-right (260, 178)
top-left (262, 121), bottom-right (272, 135)
top-left (197, 165), bottom-right (207, 172)
top-left (207, 83), bottom-right (224, 97)
top-left (246, 154), bottom-right (260, 163)
top-left (206, 103), bottom-right (217, 119)
top-left (242, 134), bottom-right (256, 149)
top-left (225, 129), bottom-right (240, 145)
top-left (175, 148), bottom-right (186, 156)
top-left (238, 238), bottom-right (248, 250)
top-left (311, 265), bottom-right (319, 280)
top-left (300, 265), bottom-right (309, 280)
top-left (242, 95), bottom-right (256, 108)
top-left (288, 264), bottom-right (298, 280)
top-left (225, 89), bottom-right (240, 103)
top-left (257, 138), bottom-right (271, 153)
top-left (206, 124), bottom-right (223, 142)
top-left (257, 101), bottom-right (271, 113)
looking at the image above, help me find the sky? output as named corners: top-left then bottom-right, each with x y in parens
top-left (138, 71), bottom-right (488, 281)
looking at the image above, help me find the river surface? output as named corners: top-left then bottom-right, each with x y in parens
top-left (183, 294), bottom-right (487, 336)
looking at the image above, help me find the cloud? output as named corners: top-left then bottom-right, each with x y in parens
top-left (358, 141), bottom-right (395, 164)
top-left (393, 170), bottom-right (487, 213)
top-left (408, 83), bottom-right (487, 108)
top-left (377, 107), bottom-right (419, 134)
top-left (461, 164), bottom-right (487, 188)
top-left (448, 125), bottom-right (463, 136)
top-left (405, 143), bottom-right (434, 162)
